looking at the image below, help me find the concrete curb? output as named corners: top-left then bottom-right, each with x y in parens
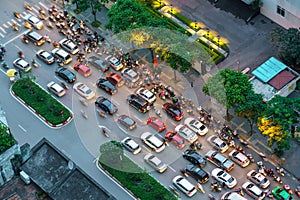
top-left (10, 82), bottom-right (73, 129)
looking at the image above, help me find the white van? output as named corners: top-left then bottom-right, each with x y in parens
top-left (221, 191), bottom-right (248, 200)
top-left (51, 48), bottom-right (72, 65)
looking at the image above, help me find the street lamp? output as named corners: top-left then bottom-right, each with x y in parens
top-left (217, 35), bottom-right (220, 49)
top-left (170, 4), bottom-right (173, 16)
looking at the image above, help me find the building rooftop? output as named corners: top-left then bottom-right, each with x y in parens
top-left (268, 69), bottom-right (296, 90)
top-left (21, 138), bottom-right (116, 200)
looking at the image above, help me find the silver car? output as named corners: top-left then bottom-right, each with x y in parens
top-left (47, 81), bottom-right (66, 97)
top-left (121, 137), bottom-right (141, 155)
top-left (144, 154), bottom-right (167, 173)
top-left (25, 14), bottom-right (44, 30)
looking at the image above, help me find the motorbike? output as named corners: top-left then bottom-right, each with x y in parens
top-left (22, 36), bottom-right (29, 44)
top-left (80, 110), bottom-right (88, 119)
top-left (79, 97), bottom-right (88, 106)
top-left (2, 61), bottom-right (9, 69)
top-left (24, 21), bottom-right (32, 29)
top-left (294, 186), bottom-right (300, 197)
top-left (273, 175), bottom-right (283, 184)
top-left (196, 182), bottom-right (205, 193)
top-left (14, 12), bottom-right (20, 19)
top-left (102, 127), bottom-right (109, 138)
top-left (24, 3), bottom-right (32, 11)
top-left (97, 109), bottom-right (107, 118)
top-left (12, 23), bottom-right (18, 31)
top-left (39, 8), bottom-right (46, 15)
top-left (169, 185), bottom-right (180, 196)
top-left (276, 167), bottom-right (285, 176)
top-left (155, 108), bottom-right (162, 118)
top-left (46, 22), bottom-right (54, 29)
top-left (283, 184), bottom-right (293, 195)
top-left (18, 51), bottom-right (25, 59)
top-left (61, 82), bottom-right (69, 90)
top-left (190, 141), bottom-right (202, 150)
top-left (180, 169), bottom-right (189, 177)
top-left (208, 194), bottom-right (216, 200)
top-left (52, 41), bottom-right (59, 48)
top-left (239, 138), bottom-right (249, 147)
top-left (38, 14), bottom-right (46, 20)
top-left (31, 59), bottom-right (38, 68)
top-left (210, 182), bottom-right (222, 192)
top-left (246, 153), bottom-right (255, 163)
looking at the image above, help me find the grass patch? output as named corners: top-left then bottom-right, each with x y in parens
top-left (99, 141), bottom-right (176, 200)
top-left (12, 78), bottom-right (71, 125)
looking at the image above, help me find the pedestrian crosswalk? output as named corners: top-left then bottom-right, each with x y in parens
top-left (0, 2), bottom-right (51, 38)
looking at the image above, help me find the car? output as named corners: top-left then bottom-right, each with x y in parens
top-left (144, 154), bottom-right (168, 173)
top-left (96, 78), bottom-right (117, 95)
top-left (107, 56), bottom-right (123, 71)
top-left (181, 164), bottom-right (210, 183)
top-left (36, 50), bottom-right (55, 64)
top-left (89, 56), bottom-right (109, 72)
top-left (272, 186), bottom-right (294, 200)
top-left (184, 117), bottom-right (208, 136)
top-left (173, 175), bottom-right (197, 197)
top-left (228, 149), bottom-right (250, 168)
top-left (13, 58), bottom-right (31, 72)
top-left (165, 131), bottom-right (186, 149)
top-left (23, 31), bottom-right (45, 46)
top-left (162, 102), bottom-right (183, 121)
top-left (121, 137), bottom-right (141, 155)
top-left (175, 124), bottom-right (198, 143)
top-left (127, 94), bottom-right (150, 113)
top-left (141, 132), bottom-right (165, 153)
top-left (205, 150), bottom-right (235, 172)
top-left (183, 149), bottom-right (206, 167)
top-left (117, 115), bottom-right (136, 130)
top-left (73, 82), bottom-right (95, 100)
top-left (221, 191), bottom-right (248, 200)
top-left (121, 68), bottom-right (139, 83)
top-left (55, 67), bottom-right (76, 83)
top-left (207, 135), bottom-right (229, 153)
top-left (136, 87), bottom-right (156, 105)
top-left (106, 72), bottom-right (125, 88)
top-left (147, 116), bottom-right (166, 132)
top-left (211, 168), bottom-right (237, 189)
top-left (242, 181), bottom-right (265, 200)
top-left (24, 14), bottom-right (44, 30)
top-left (59, 38), bottom-right (79, 55)
top-left (247, 170), bottom-right (270, 189)
top-left (51, 48), bottom-right (72, 65)
top-left (95, 96), bottom-right (118, 115)
top-left (47, 81), bottom-right (66, 97)
top-left (73, 62), bottom-right (92, 77)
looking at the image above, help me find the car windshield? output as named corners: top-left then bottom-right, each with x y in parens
top-left (123, 117), bottom-right (134, 125)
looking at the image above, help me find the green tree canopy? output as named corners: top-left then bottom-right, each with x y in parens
top-left (270, 28), bottom-right (300, 70)
top-left (203, 68), bottom-right (253, 115)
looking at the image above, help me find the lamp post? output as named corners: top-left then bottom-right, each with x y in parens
top-left (194, 20), bottom-right (197, 30)
top-left (170, 4), bottom-right (173, 19)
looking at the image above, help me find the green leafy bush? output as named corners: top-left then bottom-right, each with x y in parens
top-left (12, 78), bottom-right (71, 125)
top-left (0, 122), bottom-right (15, 153)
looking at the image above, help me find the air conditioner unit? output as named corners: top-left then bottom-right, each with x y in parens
top-left (20, 171), bottom-right (30, 185)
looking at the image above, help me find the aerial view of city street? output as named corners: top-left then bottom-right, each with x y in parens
top-left (0, 0), bottom-right (300, 199)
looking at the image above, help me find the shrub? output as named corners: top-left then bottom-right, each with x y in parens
top-left (12, 78), bottom-right (71, 125)
top-left (91, 20), bottom-right (101, 28)
top-left (0, 122), bottom-right (15, 153)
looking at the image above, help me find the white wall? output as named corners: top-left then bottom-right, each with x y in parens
top-left (261, 0), bottom-right (300, 29)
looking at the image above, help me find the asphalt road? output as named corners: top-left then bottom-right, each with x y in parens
top-left (0, 1), bottom-right (299, 200)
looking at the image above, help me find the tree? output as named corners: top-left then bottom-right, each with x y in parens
top-left (270, 28), bottom-right (300, 71)
top-left (99, 141), bottom-right (123, 169)
top-left (235, 92), bottom-right (266, 135)
top-left (202, 68), bottom-right (253, 118)
top-left (77, 0), bottom-right (108, 25)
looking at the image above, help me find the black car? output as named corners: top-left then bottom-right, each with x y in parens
top-left (163, 102), bottom-right (183, 121)
top-left (118, 115), bottom-right (137, 130)
top-left (127, 94), bottom-right (150, 113)
top-left (182, 164), bottom-right (210, 183)
top-left (96, 78), bottom-right (117, 95)
top-left (23, 31), bottom-right (45, 46)
top-left (95, 96), bottom-right (118, 115)
top-left (183, 149), bottom-right (206, 167)
top-left (89, 56), bottom-right (110, 72)
top-left (55, 67), bottom-right (76, 83)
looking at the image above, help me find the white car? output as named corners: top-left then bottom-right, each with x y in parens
top-left (73, 82), bottom-right (95, 100)
top-left (121, 137), bottom-right (141, 155)
top-left (207, 135), bottom-right (229, 153)
top-left (24, 14), bottom-right (44, 30)
top-left (144, 154), bottom-right (167, 173)
top-left (36, 50), bottom-right (55, 64)
top-left (107, 56), bottom-right (123, 71)
top-left (136, 87), bottom-right (156, 105)
top-left (47, 81), bottom-right (66, 97)
top-left (228, 149), bottom-right (250, 168)
top-left (184, 117), bottom-right (208, 136)
top-left (173, 175), bottom-right (197, 197)
top-left (141, 132), bottom-right (165, 153)
top-left (59, 38), bottom-right (79, 55)
top-left (211, 168), bottom-right (237, 189)
top-left (13, 58), bottom-right (31, 72)
top-left (121, 68), bottom-right (139, 83)
top-left (175, 124), bottom-right (198, 143)
top-left (247, 170), bottom-right (270, 189)
top-left (242, 181), bottom-right (265, 200)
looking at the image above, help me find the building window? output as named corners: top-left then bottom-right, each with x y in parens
top-left (277, 5), bottom-right (285, 17)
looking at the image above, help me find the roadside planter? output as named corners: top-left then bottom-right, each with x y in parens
top-left (11, 78), bottom-right (73, 128)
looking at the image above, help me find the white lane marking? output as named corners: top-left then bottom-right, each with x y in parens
top-left (3, 30), bottom-right (30, 46)
top-left (3, 24), bottom-right (9, 28)
top-left (142, 145), bottom-right (151, 153)
top-left (20, 11), bottom-right (28, 19)
top-left (0, 33), bottom-right (4, 38)
top-left (11, 19), bottom-right (19, 25)
top-left (13, 44), bottom-right (22, 51)
top-left (7, 22), bottom-right (12, 26)
top-left (168, 165), bottom-right (176, 172)
top-left (170, 121), bottom-right (177, 127)
top-left (38, 2), bottom-right (49, 10)
top-left (18, 124), bottom-right (27, 132)
top-left (112, 99), bottom-right (120, 106)
top-left (132, 114), bottom-right (143, 123)
top-left (0, 27), bottom-right (6, 33)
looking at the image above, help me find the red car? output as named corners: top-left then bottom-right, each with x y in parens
top-left (147, 116), bottom-right (166, 132)
top-left (73, 62), bottom-right (92, 77)
top-left (106, 72), bottom-right (125, 88)
top-left (163, 102), bottom-right (183, 121)
top-left (165, 131), bottom-right (186, 149)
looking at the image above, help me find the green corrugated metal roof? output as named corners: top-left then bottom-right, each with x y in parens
top-left (252, 57), bottom-right (287, 83)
